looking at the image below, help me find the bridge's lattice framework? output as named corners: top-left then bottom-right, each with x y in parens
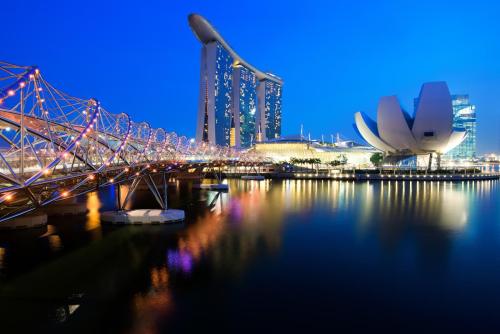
top-left (0, 62), bottom-right (255, 222)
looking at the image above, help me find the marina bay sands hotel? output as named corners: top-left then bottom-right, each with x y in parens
top-left (188, 14), bottom-right (283, 148)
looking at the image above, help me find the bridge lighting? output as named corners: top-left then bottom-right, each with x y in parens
top-left (135, 172), bottom-right (140, 176)
top-left (152, 169), bottom-right (157, 173)
top-left (19, 82), bottom-right (26, 88)
top-left (88, 174), bottom-right (95, 180)
top-left (29, 74), bottom-right (34, 80)
top-left (109, 178), bottom-right (114, 183)
top-left (4, 194), bottom-right (13, 201)
top-left (38, 87), bottom-right (43, 91)
top-left (43, 169), bottom-right (50, 175)
top-left (124, 168), bottom-right (129, 172)
top-left (5, 127), bottom-right (11, 132)
top-left (35, 69), bottom-right (40, 74)
top-left (76, 141), bottom-right (80, 146)
top-left (7, 90), bottom-right (15, 96)
top-left (61, 191), bottom-right (69, 197)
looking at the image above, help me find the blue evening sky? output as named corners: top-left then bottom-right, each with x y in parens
top-left (4, 0), bottom-right (500, 153)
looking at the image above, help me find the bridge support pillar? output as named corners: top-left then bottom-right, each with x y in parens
top-left (101, 170), bottom-right (185, 225)
top-left (44, 202), bottom-right (88, 217)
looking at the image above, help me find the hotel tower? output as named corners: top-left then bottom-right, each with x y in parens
top-left (188, 14), bottom-right (283, 148)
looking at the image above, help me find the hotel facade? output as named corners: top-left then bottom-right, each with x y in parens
top-left (189, 14), bottom-right (283, 148)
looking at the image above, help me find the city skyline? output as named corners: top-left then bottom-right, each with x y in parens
top-left (3, 0), bottom-right (499, 153)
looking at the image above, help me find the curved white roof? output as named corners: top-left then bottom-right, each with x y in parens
top-left (354, 82), bottom-right (467, 155)
top-left (412, 82), bottom-right (454, 152)
top-left (377, 96), bottom-right (419, 152)
top-left (443, 130), bottom-right (468, 154)
top-left (354, 112), bottom-right (395, 153)
top-left (188, 14), bottom-right (283, 84)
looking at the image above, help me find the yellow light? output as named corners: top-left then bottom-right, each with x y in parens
top-left (7, 90), bottom-right (15, 96)
top-left (109, 178), bottom-right (114, 183)
top-left (5, 194), bottom-right (13, 201)
top-left (43, 170), bottom-right (50, 175)
top-left (62, 191), bottom-right (69, 197)
top-left (88, 174), bottom-right (95, 180)
top-left (125, 167), bottom-right (129, 172)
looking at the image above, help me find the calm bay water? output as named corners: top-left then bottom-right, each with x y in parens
top-left (0, 179), bottom-right (499, 333)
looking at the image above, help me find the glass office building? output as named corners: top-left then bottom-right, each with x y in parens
top-left (258, 79), bottom-right (282, 140)
top-left (196, 41), bottom-right (234, 147)
top-left (233, 65), bottom-right (257, 148)
top-left (446, 95), bottom-right (477, 160)
top-left (213, 42), bottom-right (234, 146)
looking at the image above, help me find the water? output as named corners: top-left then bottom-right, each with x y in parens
top-left (0, 179), bottom-right (499, 333)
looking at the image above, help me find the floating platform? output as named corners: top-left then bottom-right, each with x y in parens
top-left (44, 202), bottom-right (88, 216)
top-left (101, 209), bottom-right (185, 225)
top-left (192, 183), bottom-right (229, 190)
top-left (0, 212), bottom-right (48, 230)
top-left (241, 175), bottom-right (265, 181)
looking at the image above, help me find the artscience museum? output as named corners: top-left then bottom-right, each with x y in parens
top-left (354, 82), bottom-right (467, 166)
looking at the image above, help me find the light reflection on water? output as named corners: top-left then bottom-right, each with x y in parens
top-left (0, 179), bottom-right (498, 333)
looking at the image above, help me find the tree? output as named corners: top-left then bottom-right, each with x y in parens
top-left (328, 156), bottom-right (347, 167)
top-left (370, 153), bottom-right (384, 167)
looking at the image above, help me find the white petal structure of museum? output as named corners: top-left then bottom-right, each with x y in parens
top-left (354, 82), bottom-right (467, 156)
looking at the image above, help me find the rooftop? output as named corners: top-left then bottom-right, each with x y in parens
top-left (188, 14), bottom-right (283, 84)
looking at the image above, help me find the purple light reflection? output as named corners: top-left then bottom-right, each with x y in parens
top-left (167, 249), bottom-right (193, 274)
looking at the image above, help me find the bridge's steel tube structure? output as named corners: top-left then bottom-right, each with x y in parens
top-left (0, 62), bottom-right (252, 223)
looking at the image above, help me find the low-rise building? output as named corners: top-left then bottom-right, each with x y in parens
top-left (252, 136), bottom-right (376, 168)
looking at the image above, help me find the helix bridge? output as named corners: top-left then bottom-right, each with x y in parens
top-left (0, 61), bottom-right (262, 223)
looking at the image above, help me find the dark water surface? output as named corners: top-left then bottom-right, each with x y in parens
top-left (0, 179), bottom-right (499, 333)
